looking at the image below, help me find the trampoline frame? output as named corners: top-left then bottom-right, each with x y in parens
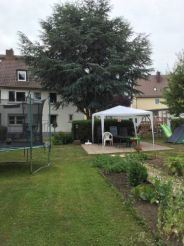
top-left (0, 94), bottom-right (52, 174)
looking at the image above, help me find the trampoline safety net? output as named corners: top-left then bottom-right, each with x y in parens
top-left (0, 97), bottom-right (45, 148)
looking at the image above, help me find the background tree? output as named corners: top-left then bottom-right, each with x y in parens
top-left (19, 0), bottom-right (152, 119)
top-left (164, 52), bottom-right (184, 116)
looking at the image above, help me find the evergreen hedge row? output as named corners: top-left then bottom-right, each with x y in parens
top-left (72, 119), bottom-right (134, 143)
top-left (171, 118), bottom-right (184, 130)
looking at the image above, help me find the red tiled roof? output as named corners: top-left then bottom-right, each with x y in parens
top-left (135, 74), bottom-right (169, 98)
top-left (0, 52), bottom-right (41, 90)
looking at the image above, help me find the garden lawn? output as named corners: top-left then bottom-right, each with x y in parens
top-left (0, 145), bottom-right (154, 246)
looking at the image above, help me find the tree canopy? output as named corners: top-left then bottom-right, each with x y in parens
top-left (19, 0), bottom-right (152, 119)
top-left (164, 53), bottom-right (184, 116)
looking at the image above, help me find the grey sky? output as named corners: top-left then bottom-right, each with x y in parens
top-left (0, 0), bottom-right (183, 73)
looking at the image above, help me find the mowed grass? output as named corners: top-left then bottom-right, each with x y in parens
top-left (0, 145), bottom-right (155, 246)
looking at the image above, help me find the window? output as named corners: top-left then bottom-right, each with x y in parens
top-left (17, 70), bottom-right (27, 81)
top-left (34, 92), bottom-right (41, 100)
top-left (8, 115), bottom-right (24, 125)
top-left (8, 91), bottom-right (25, 102)
top-left (16, 92), bottom-right (25, 102)
top-left (50, 115), bottom-right (57, 125)
top-left (49, 93), bottom-right (57, 103)
top-left (9, 91), bottom-right (15, 102)
top-left (155, 98), bottom-right (160, 104)
top-left (69, 114), bottom-right (73, 122)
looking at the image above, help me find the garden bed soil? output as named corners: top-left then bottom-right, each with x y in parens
top-left (105, 172), bottom-right (158, 235)
top-left (104, 171), bottom-right (181, 246)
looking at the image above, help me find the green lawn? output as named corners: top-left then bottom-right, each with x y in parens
top-left (0, 145), bottom-right (155, 246)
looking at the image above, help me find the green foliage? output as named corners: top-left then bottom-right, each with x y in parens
top-left (166, 156), bottom-right (184, 176)
top-left (171, 118), bottom-right (184, 130)
top-left (132, 178), bottom-right (173, 206)
top-left (132, 184), bottom-right (158, 204)
top-left (128, 160), bottom-right (148, 186)
top-left (93, 155), bottom-right (128, 173)
top-left (152, 178), bottom-right (173, 208)
top-left (72, 119), bottom-right (134, 142)
top-left (52, 132), bottom-right (73, 145)
top-left (164, 52), bottom-right (184, 116)
top-left (19, 0), bottom-right (152, 119)
top-left (158, 189), bottom-right (184, 242)
top-left (0, 126), bottom-right (7, 140)
top-left (94, 152), bottom-right (149, 186)
top-left (126, 152), bottom-right (148, 162)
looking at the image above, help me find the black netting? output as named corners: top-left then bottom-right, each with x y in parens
top-left (0, 97), bottom-right (45, 147)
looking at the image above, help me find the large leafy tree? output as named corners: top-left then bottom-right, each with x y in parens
top-left (19, 0), bottom-right (152, 119)
top-left (164, 53), bottom-right (184, 116)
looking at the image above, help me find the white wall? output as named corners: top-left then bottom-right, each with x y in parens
top-left (0, 88), bottom-right (84, 133)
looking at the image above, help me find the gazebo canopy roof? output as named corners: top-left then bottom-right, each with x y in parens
top-left (93, 105), bottom-right (152, 118)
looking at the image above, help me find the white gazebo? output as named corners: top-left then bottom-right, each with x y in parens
top-left (92, 105), bottom-right (155, 146)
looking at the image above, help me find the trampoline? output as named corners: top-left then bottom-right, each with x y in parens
top-left (0, 94), bottom-right (51, 173)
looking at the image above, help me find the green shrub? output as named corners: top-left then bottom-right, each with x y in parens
top-left (0, 126), bottom-right (7, 140)
top-left (132, 178), bottom-right (173, 205)
top-left (159, 191), bottom-right (184, 242)
top-left (128, 160), bottom-right (148, 186)
top-left (52, 132), bottom-right (73, 145)
top-left (93, 155), bottom-right (129, 174)
top-left (153, 178), bottom-right (173, 208)
top-left (132, 184), bottom-right (158, 204)
top-left (165, 156), bottom-right (184, 176)
top-left (126, 152), bottom-right (148, 162)
top-left (171, 118), bottom-right (184, 131)
top-left (72, 119), bottom-right (134, 143)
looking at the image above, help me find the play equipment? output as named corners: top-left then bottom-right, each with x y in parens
top-left (168, 125), bottom-right (184, 144)
top-left (0, 94), bottom-right (51, 173)
top-left (160, 124), bottom-right (172, 138)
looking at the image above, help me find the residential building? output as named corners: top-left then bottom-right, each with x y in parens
top-left (132, 72), bottom-right (169, 120)
top-left (0, 49), bottom-right (84, 133)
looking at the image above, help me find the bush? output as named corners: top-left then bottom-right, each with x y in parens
top-left (171, 118), bottom-right (184, 131)
top-left (0, 126), bottom-right (7, 141)
top-left (132, 184), bottom-right (158, 204)
top-left (72, 119), bottom-right (134, 143)
top-left (52, 132), bottom-right (73, 145)
top-left (165, 156), bottom-right (184, 176)
top-left (126, 152), bottom-right (148, 162)
top-left (132, 178), bottom-right (173, 205)
top-left (93, 155), bottom-right (129, 174)
top-left (128, 160), bottom-right (148, 186)
top-left (159, 191), bottom-right (184, 242)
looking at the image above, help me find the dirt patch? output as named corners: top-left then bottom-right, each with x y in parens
top-left (104, 171), bottom-right (181, 246)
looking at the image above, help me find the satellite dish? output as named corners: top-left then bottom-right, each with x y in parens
top-left (180, 113), bottom-right (184, 118)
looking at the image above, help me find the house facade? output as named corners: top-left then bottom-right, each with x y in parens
top-left (0, 49), bottom-right (84, 133)
top-left (132, 72), bottom-right (169, 120)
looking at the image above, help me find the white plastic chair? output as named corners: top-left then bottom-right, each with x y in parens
top-left (103, 132), bottom-right (113, 146)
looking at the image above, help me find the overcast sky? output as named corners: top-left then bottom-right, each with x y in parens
top-left (0, 0), bottom-right (183, 73)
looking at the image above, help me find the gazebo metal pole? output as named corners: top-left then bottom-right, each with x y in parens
top-left (48, 97), bottom-right (51, 165)
top-left (92, 115), bottom-right (94, 143)
top-left (101, 116), bottom-right (105, 145)
top-left (132, 117), bottom-right (137, 138)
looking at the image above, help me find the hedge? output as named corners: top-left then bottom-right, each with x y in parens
top-left (171, 118), bottom-right (184, 131)
top-left (72, 119), bottom-right (134, 143)
top-left (52, 132), bottom-right (73, 145)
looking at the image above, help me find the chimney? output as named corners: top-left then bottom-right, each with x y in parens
top-left (156, 71), bottom-right (161, 83)
top-left (5, 49), bottom-right (14, 59)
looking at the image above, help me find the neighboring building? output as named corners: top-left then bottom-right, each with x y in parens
top-left (132, 72), bottom-right (169, 120)
top-left (0, 49), bottom-right (84, 133)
